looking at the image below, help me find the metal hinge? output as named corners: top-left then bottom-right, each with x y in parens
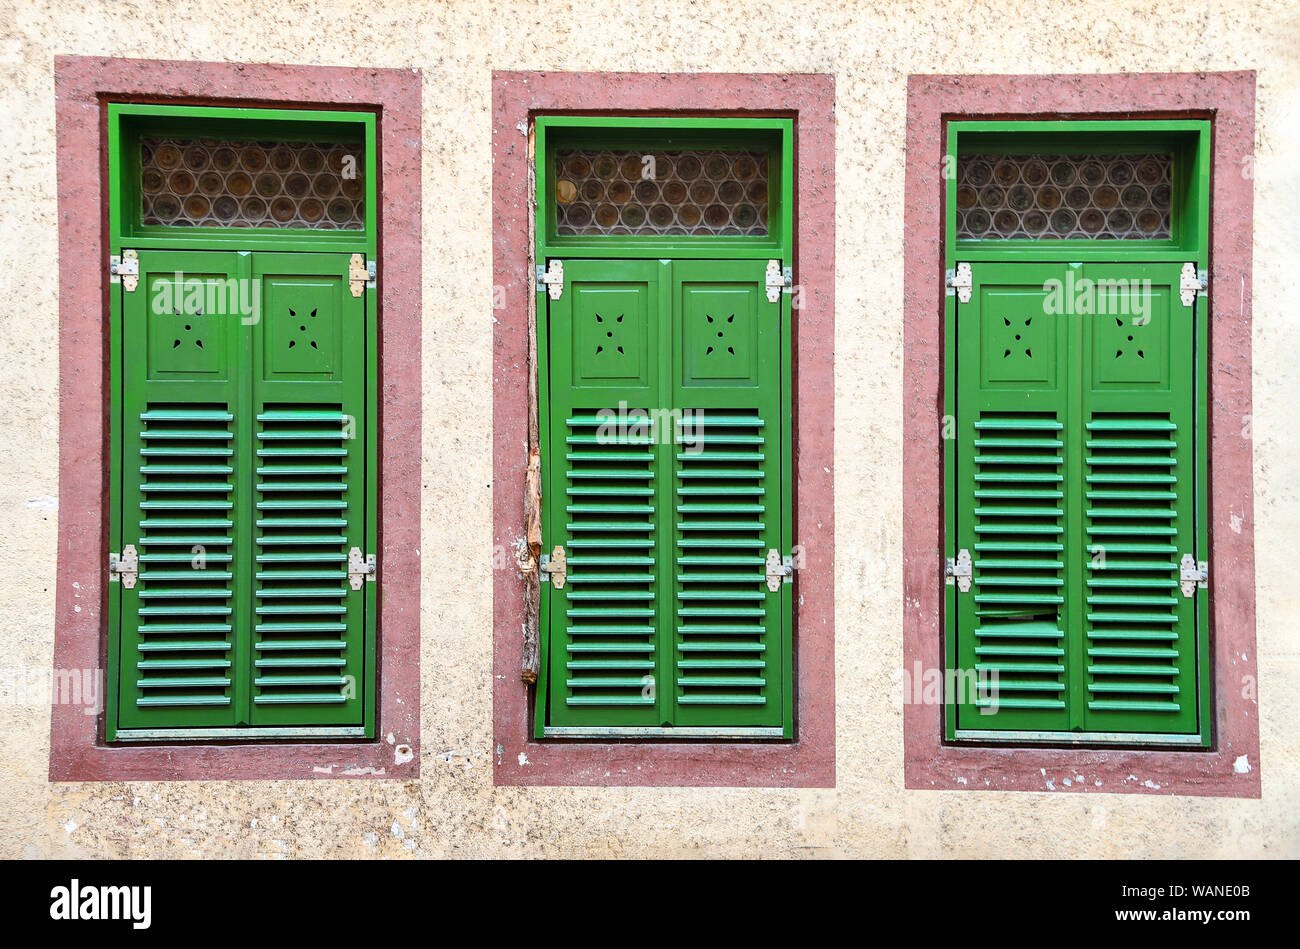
top-left (1179, 553), bottom-right (1208, 597)
top-left (946, 548), bottom-right (972, 592)
top-left (539, 545), bottom-right (567, 589)
top-left (1180, 262), bottom-right (1207, 307)
top-left (537, 260), bottom-right (564, 300)
top-left (347, 546), bottom-right (376, 590)
top-left (946, 262), bottom-right (972, 303)
top-left (765, 259), bottom-right (791, 303)
top-left (110, 250), bottom-right (139, 292)
top-left (348, 254), bottom-right (376, 297)
top-left (765, 548), bottom-right (794, 592)
top-left (109, 544), bottom-right (139, 589)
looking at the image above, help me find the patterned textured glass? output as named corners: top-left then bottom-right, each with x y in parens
top-left (956, 154), bottom-right (1172, 240)
top-left (141, 138), bottom-right (365, 229)
top-left (554, 149), bottom-right (768, 237)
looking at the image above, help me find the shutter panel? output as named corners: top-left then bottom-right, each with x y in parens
top-left (954, 262), bottom-right (1202, 737)
top-left (1079, 263), bottom-right (1198, 735)
top-left (118, 251), bottom-right (247, 729)
top-left (540, 258), bottom-right (790, 735)
top-left (544, 260), bottom-right (666, 729)
top-left (248, 253), bottom-right (367, 726)
top-left (955, 263), bottom-right (1072, 732)
top-left (669, 260), bottom-right (787, 731)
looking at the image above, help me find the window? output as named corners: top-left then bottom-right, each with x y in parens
top-left (532, 117), bottom-right (795, 737)
top-left (105, 105), bottom-right (379, 741)
top-left (943, 121), bottom-right (1212, 746)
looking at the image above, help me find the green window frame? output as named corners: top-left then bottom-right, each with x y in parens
top-left (532, 117), bottom-right (795, 737)
top-left (943, 120), bottom-right (1213, 746)
top-left (105, 105), bottom-right (380, 741)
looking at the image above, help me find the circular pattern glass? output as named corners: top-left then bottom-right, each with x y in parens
top-left (956, 152), bottom-right (1172, 239)
top-left (554, 149), bottom-right (770, 236)
top-left (1021, 159), bottom-right (1049, 187)
top-left (595, 205), bottom-right (619, 228)
top-left (993, 161), bottom-right (1020, 187)
top-left (141, 138), bottom-right (364, 229)
top-left (607, 181), bottom-right (632, 204)
top-left (1007, 185), bottom-right (1034, 212)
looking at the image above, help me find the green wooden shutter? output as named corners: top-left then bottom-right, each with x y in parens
top-left (1078, 263), bottom-right (1197, 735)
top-left (543, 260), bottom-right (665, 730)
top-left (248, 253), bottom-right (368, 726)
top-left (117, 251), bottom-right (248, 729)
top-left (669, 260), bottom-right (788, 732)
top-left (953, 261), bottom-right (1202, 739)
top-left (955, 263), bottom-right (1072, 733)
top-left (540, 258), bottom-right (790, 735)
top-left (112, 250), bottom-right (369, 736)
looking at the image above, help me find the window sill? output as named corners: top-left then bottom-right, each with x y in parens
top-left (112, 726), bottom-right (366, 742)
top-left (950, 729), bottom-right (1208, 748)
top-left (542, 726), bottom-right (787, 739)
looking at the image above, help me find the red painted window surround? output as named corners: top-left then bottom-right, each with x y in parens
top-left (49, 56), bottom-right (422, 781)
top-left (491, 72), bottom-right (836, 787)
top-left (903, 72), bottom-right (1260, 797)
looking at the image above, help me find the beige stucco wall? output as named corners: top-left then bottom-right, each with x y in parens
top-left (0, 0), bottom-right (1296, 858)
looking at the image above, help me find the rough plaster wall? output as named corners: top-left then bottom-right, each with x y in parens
top-left (0, 0), bottom-right (1296, 858)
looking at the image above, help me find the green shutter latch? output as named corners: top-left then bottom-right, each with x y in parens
top-left (540, 545), bottom-right (567, 589)
top-left (109, 250), bottom-right (139, 292)
top-left (1179, 263), bottom-right (1207, 307)
top-left (1179, 553), bottom-right (1208, 597)
top-left (946, 263), bottom-right (972, 303)
top-left (109, 544), bottom-right (138, 589)
top-left (347, 547), bottom-right (376, 590)
top-left (945, 548), bottom-right (972, 592)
